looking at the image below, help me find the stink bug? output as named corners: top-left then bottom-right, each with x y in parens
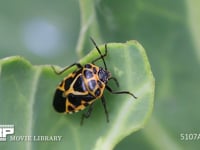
top-left (52, 38), bottom-right (137, 125)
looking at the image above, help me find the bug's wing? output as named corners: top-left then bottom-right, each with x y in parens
top-left (66, 93), bottom-right (97, 113)
top-left (53, 89), bottom-right (66, 113)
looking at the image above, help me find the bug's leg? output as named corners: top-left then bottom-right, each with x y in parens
top-left (106, 85), bottom-right (137, 99)
top-left (101, 96), bottom-right (109, 123)
top-left (80, 103), bottom-right (94, 125)
top-left (108, 77), bottom-right (119, 88)
top-left (51, 63), bottom-right (82, 75)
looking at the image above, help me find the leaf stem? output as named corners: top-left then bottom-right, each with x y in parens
top-left (76, 0), bottom-right (102, 58)
top-left (76, 0), bottom-right (95, 57)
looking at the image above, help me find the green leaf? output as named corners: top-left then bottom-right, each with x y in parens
top-left (100, 1), bottom-right (200, 150)
top-left (0, 41), bottom-right (154, 150)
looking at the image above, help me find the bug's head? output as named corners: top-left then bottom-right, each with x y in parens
top-left (98, 67), bottom-right (111, 84)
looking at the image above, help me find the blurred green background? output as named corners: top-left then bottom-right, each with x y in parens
top-left (0, 0), bottom-right (200, 149)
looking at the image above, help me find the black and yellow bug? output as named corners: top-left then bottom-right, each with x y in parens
top-left (52, 38), bottom-right (137, 125)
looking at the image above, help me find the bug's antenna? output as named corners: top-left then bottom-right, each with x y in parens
top-left (90, 37), bottom-right (107, 70)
